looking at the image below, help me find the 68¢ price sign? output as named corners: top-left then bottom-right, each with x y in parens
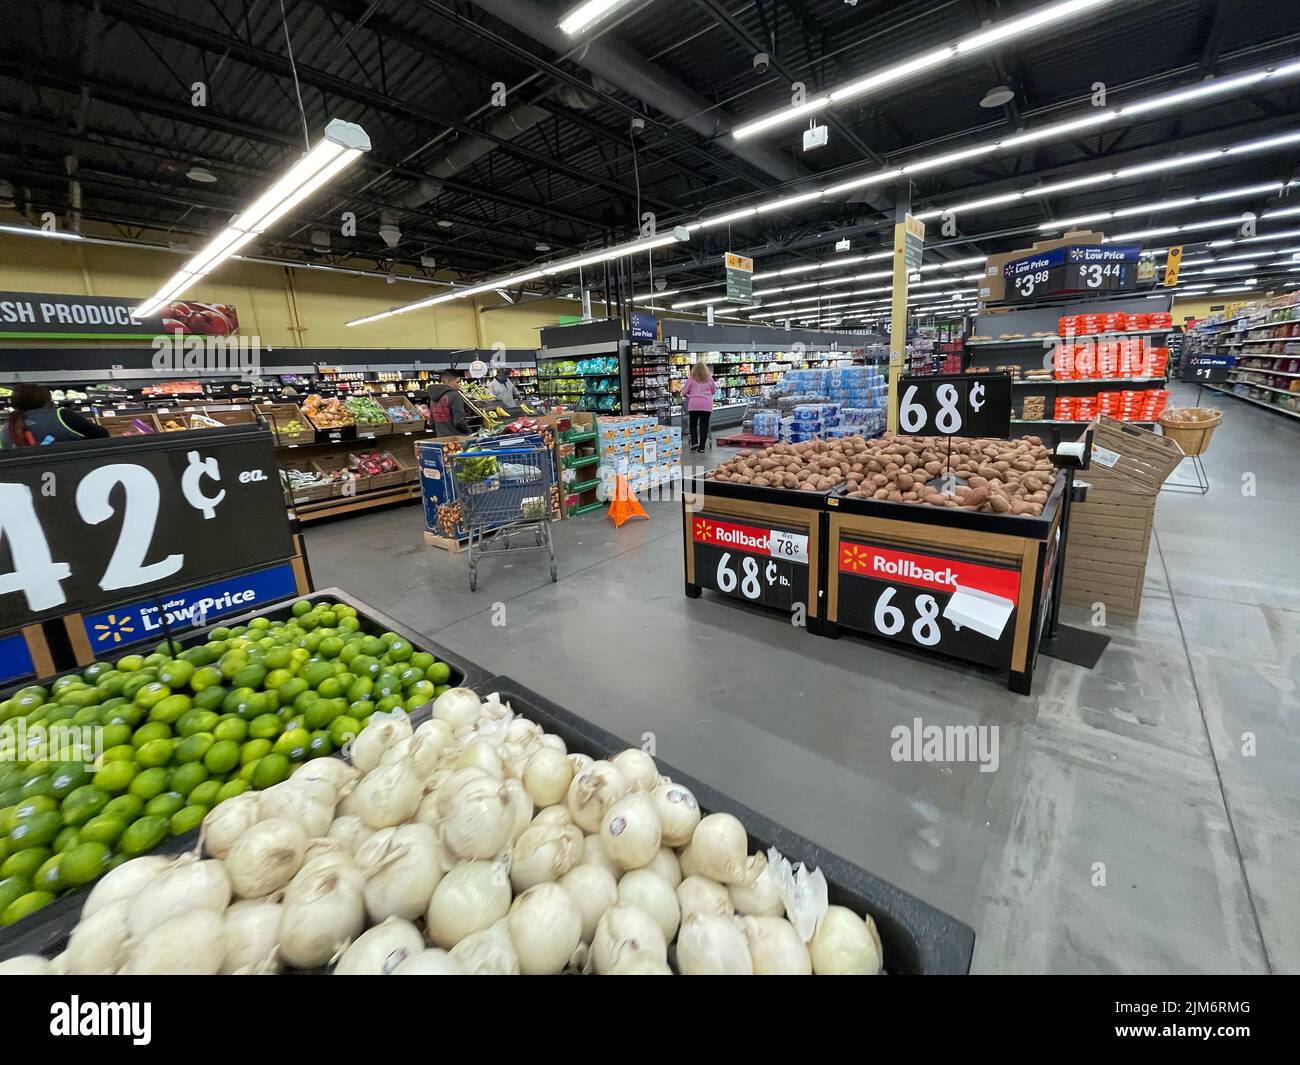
top-left (690, 514), bottom-right (808, 612)
top-left (0, 428), bottom-right (294, 630)
top-left (896, 373), bottom-right (1012, 440)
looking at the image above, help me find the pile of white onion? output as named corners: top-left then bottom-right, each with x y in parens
top-left (1, 689), bottom-right (884, 976)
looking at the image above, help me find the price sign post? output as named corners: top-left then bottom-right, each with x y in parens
top-left (0, 425), bottom-right (310, 672)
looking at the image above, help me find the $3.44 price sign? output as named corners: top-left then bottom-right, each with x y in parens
top-left (691, 514), bottom-right (808, 612)
top-left (0, 428), bottom-right (294, 631)
top-left (896, 373), bottom-right (1012, 440)
top-left (836, 538), bottom-right (1021, 668)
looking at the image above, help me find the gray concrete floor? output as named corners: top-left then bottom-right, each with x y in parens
top-left (304, 383), bottom-right (1298, 974)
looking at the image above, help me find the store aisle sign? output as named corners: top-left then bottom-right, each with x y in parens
top-left (902, 214), bottom-right (925, 273)
top-left (837, 539), bottom-right (1019, 667)
top-left (691, 514), bottom-right (808, 611)
top-left (724, 252), bottom-right (754, 305)
top-left (0, 427), bottom-right (294, 631)
top-left (1163, 246), bottom-right (1184, 287)
top-left (0, 291), bottom-right (240, 338)
top-left (897, 372), bottom-right (1011, 439)
top-left (0, 631), bottom-right (35, 686)
top-left (81, 562), bottom-right (298, 651)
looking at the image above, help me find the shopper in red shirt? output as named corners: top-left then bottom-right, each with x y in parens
top-left (682, 362), bottom-right (717, 452)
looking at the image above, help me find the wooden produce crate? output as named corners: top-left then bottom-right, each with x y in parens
top-left (314, 451), bottom-right (369, 494)
top-left (345, 398), bottom-right (393, 439)
top-left (392, 442), bottom-right (421, 484)
top-left (352, 447), bottom-right (405, 490)
top-left (376, 395), bottom-right (426, 434)
top-left (200, 405), bottom-right (259, 427)
top-left (280, 455), bottom-right (338, 503)
top-left (1062, 417), bottom-right (1182, 615)
top-left (96, 412), bottom-right (161, 437)
top-left (256, 402), bottom-right (315, 446)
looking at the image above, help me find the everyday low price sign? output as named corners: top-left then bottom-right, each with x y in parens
top-left (0, 425), bottom-right (294, 631)
top-left (691, 514), bottom-right (808, 611)
top-left (836, 539), bottom-right (1020, 667)
top-left (1003, 245), bottom-right (1141, 302)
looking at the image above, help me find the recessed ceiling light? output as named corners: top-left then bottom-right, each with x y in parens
top-left (980, 85), bottom-right (1016, 108)
top-left (186, 162), bottom-right (217, 183)
top-left (535, 242), bottom-right (551, 251)
top-left (436, 219), bottom-right (453, 228)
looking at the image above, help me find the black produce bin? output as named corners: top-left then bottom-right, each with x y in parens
top-left (482, 675), bottom-right (975, 974)
top-left (0, 588), bottom-right (490, 951)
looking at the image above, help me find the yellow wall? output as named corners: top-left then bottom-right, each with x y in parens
top-left (0, 233), bottom-right (573, 350)
top-left (1171, 292), bottom-right (1282, 326)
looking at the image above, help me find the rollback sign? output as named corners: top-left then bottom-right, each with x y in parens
top-left (691, 514), bottom-right (808, 611)
top-left (837, 539), bottom-right (1021, 667)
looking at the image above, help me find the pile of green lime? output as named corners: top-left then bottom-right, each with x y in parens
top-left (0, 599), bottom-right (454, 928)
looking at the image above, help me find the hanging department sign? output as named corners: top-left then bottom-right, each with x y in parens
top-left (0, 291), bottom-right (240, 339)
top-left (724, 252), bottom-right (754, 305)
top-left (902, 214), bottom-right (925, 273)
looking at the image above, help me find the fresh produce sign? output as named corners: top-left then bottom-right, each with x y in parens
top-left (691, 514), bottom-right (808, 611)
top-left (0, 597), bottom-right (459, 930)
top-left (0, 427), bottom-right (294, 631)
top-left (0, 290), bottom-right (239, 339)
top-left (836, 539), bottom-right (1020, 666)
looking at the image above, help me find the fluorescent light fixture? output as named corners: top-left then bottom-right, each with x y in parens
top-left (1212, 285), bottom-right (1257, 293)
top-left (0, 224), bottom-right (84, 241)
top-left (134, 119), bottom-right (370, 317)
top-left (732, 0), bottom-right (1112, 140)
top-left (633, 289), bottom-right (680, 301)
top-left (1038, 181), bottom-right (1290, 231)
top-left (559, 0), bottom-right (638, 36)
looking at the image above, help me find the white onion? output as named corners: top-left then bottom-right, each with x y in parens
top-left (454, 740), bottom-right (504, 779)
top-left (743, 915), bottom-right (812, 974)
top-left (650, 781), bottom-right (700, 847)
top-left (201, 792), bottom-right (262, 860)
top-left (809, 906), bottom-right (883, 975)
top-left (479, 692), bottom-right (513, 722)
top-left (279, 865), bottom-right (367, 969)
top-left (127, 857), bottom-right (231, 940)
top-left (226, 818), bottom-right (308, 899)
top-left (288, 839), bottom-right (364, 899)
top-left (611, 748), bottom-right (659, 792)
top-left (533, 804), bottom-right (572, 827)
top-left (221, 899), bottom-right (283, 975)
top-left (351, 758), bottom-right (422, 830)
top-left (676, 913), bottom-right (752, 975)
top-left (505, 718), bottom-right (541, 745)
top-left (590, 904), bottom-right (667, 975)
top-left (566, 760), bottom-right (629, 834)
top-left (539, 733), bottom-right (566, 755)
top-left (686, 813), bottom-right (749, 884)
top-left (327, 814), bottom-right (375, 856)
top-left (350, 710), bottom-right (413, 773)
top-left (567, 752), bottom-right (592, 775)
top-left (0, 955), bottom-right (53, 975)
top-left (678, 842), bottom-right (701, 878)
top-left (582, 833), bottom-right (619, 876)
top-left (507, 883), bottom-right (583, 975)
top-left (646, 847), bottom-right (682, 889)
top-left (729, 853), bottom-right (785, 916)
top-left (425, 860), bottom-right (512, 949)
top-left (558, 864), bottom-right (618, 943)
top-left (82, 855), bottom-right (169, 918)
top-left (284, 774), bottom-right (340, 811)
top-left (391, 948), bottom-right (465, 975)
top-left (64, 898), bottom-right (130, 975)
top-left (500, 741), bottom-right (532, 781)
top-left (503, 778), bottom-right (534, 842)
top-left (356, 823), bottom-right (446, 922)
top-left (607, 954), bottom-right (672, 975)
top-left (290, 756), bottom-right (359, 796)
top-left (122, 911), bottom-right (225, 975)
top-left (333, 917), bottom-right (426, 975)
top-left (431, 687), bottom-right (481, 730)
top-left (599, 792), bottom-right (661, 871)
top-left (617, 869), bottom-right (680, 942)
top-left (415, 718), bottom-right (455, 757)
top-left (439, 774), bottom-right (515, 859)
top-left (256, 780), bottom-right (332, 837)
top-left (677, 875), bottom-right (735, 922)
top-left (447, 918), bottom-right (519, 975)
top-left (522, 747), bottom-right (572, 807)
top-left (509, 821), bottom-right (584, 892)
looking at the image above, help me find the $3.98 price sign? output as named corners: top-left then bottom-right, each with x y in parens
top-left (0, 428), bottom-right (294, 630)
top-left (836, 538), bottom-right (1021, 668)
top-left (896, 373), bottom-right (1012, 440)
top-left (691, 514), bottom-right (808, 611)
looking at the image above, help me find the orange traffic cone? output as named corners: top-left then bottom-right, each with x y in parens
top-left (608, 474), bottom-right (648, 527)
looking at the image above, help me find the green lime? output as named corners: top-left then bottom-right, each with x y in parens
top-left (20, 775), bottom-right (55, 801)
top-left (175, 733), bottom-right (215, 764)
top-left (428, 661), bottom-right (452, 684)
top-left (190, 665), bottom-right (224, 692)
top-left (218, 651), bottom-right (249, 680)
top-left (188, 780), bottom-right (221, 807)
top-left (1, 848), bottom-right (49, 881)
top-left (407, 680), bottom-right (436, 704)
top-left (117, 815), bottom-right (168, 857)
top-left (273, 728), bottom-right (310, 761)
top-left (129, 766), bottom-right (169, 800)
top-left (95, 672), bottom-right (127, 698)
top-left (193, 685), bottom-right (229, 713)
top-left (203, 740), bottom-right (241, 775)
top-left (302, 662), bottom-right (333, 689)
top-left (386, 638), bottom-right (413, 662)
top-left (315, 676), bottom-right (343, 700)
top-left (216, 779), bottom-right (249, 802)
top-left (240, 738), bottom-right (272, 765)
top-left (178, 710), bottom-right (220, 738)
top-left (101, 794), bottom-right (143, 822)
top-left (148, 693), bottom-right (191, 723)
top-left (345, 677), bottom-right (373, 703)
top-left (252, 753), bottom-right (291, 789)
top-left (209, 626), bottom-right (232, 641)
top-left (178, 644), bottom-right (216, 667)
top-left (135, 738), bottom-right (175, 769)
top-left (92, 761), bottom-right (138, 794)
top-left (237, 760), bottom-right (259, 783)
top-left (15, 795), bottom-right (58, 822)
top-left (100, 744), bottom-right (136, 764)
top-left (375, 694), bottom-right (403, 715)
top-left (53, 827), bottom-right (80, 853)
top-left (409, 651), bottom-right (434, 672)
top-left (249, 616), bottom-right (270, 631)
top-left (264, 646), bottom-right (293, 670)
top-left (397, 665), bottom-right (426, 687)
top-left (99, 717), bottom-right (140, 744)
top-left (291, 600), bottom-right (312, 617)
top-left (304, 700), bottom-right (342, 731)
top-left (79, 815), bottom-right (126, 846)
top-left (277, 678), bottom-right (309, 705)
top-left (51, 675), bottom-right (86, 697)
top-left (350, 700), bottom-right (376, 720)
top-left (249, 714), bottom-right (282, 741)
top-left (169, 805), bottom-right (207, 836)
top-left (307, 731), bottom-right (334, 759)
top-left (434, 685), bottom-right (450, 698)
top-left (59, 687), bottom-right (101, 710)
top-left (263, 668), bottom-right (293, 691)
top-left (1, 890), bottom-right (55, 926)
top-left (144, 792), bottom-right (185, 818)
top-left (10, 812), bottom-right (61, 851)
top-left (317, 637), bottom-right (344, 660)
top-left (33, 854), bottom-right (64, 893)
top-left (317, 610), bottom-right (338, 628)
top-left (131, 721), bottom-right (172, 747)
top-left (329, 716), bottom-right (361, 748)
top-left (61, 841), bottom-right (109, 885)
top-left (120, 674), bottom-right (155, 701)
top-left (60, 786), bottom-right (109, 826)
top-left (403, 694), bottom-right (429, 712)
top-left (133, 681), bottom-right (171, 710)
top-left (338, 641), bottom-right (360, 663)
top-left (158, 660), bottom-right (194, 689)
top-left (231, 664), bottom-right (267, 690)
top-left (169, 762), bottom-right (208, 797)
top-left (0, 876), bottom-right (31, 917)
top-left (213, 718), bottom-right (247, 744)
top-left (152, 640), bottom-right (183, 657)
top-left (246, 692), bottom-right (273, 717)
top-left (351, 654), bottom-right (381, 678)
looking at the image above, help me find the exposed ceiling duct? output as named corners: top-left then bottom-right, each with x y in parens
top-left (403, 103), bottom-right (551, 208)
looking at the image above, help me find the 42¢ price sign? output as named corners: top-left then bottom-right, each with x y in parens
top-left (691, 514), bottom-right (808, 612)
top-left (0, 428), bottom-right (294, 630)
top-left (897, 372), bottom-right (1012, 439)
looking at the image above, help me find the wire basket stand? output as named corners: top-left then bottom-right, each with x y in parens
top-left (451, 443), bottom-right (557, 591)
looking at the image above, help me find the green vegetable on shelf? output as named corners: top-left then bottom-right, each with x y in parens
top-left (344, 396), bottom-right (389, 425)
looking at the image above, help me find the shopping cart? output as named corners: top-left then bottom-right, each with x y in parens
top-left (450, 441), bottom-right (557, 592)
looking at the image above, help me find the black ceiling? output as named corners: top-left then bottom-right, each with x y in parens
top-left (3, 0), bottom-right (1300, 315)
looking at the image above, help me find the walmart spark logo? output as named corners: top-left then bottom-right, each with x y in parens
top-left (840, 544), bottom-right (871, 574)
top-left (92, 613), bottom-right (137, 645)
top-left (693, 519), bottom-right (714, 542)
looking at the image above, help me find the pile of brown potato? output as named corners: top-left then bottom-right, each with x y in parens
top-left (709, 434), bottom-right (1056, 516)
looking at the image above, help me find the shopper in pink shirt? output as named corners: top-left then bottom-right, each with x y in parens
top-left (682, 362), bottom-right (717, 452)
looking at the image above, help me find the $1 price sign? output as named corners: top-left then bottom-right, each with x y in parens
top-left (0, 428), bottom-right (294, 630)
top-left (896, 373), bottom-right (1012, 440)
top-left (691, 514), bottom-right (808, 612)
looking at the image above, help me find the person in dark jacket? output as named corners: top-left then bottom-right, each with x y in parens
top-left (427, 371), bottom-right (472, 437)
top-left (2, 384), bottom-right (110, 448)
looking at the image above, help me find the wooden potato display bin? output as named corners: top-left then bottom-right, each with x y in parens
top-left (682, 475), bottom-right (826, 631)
